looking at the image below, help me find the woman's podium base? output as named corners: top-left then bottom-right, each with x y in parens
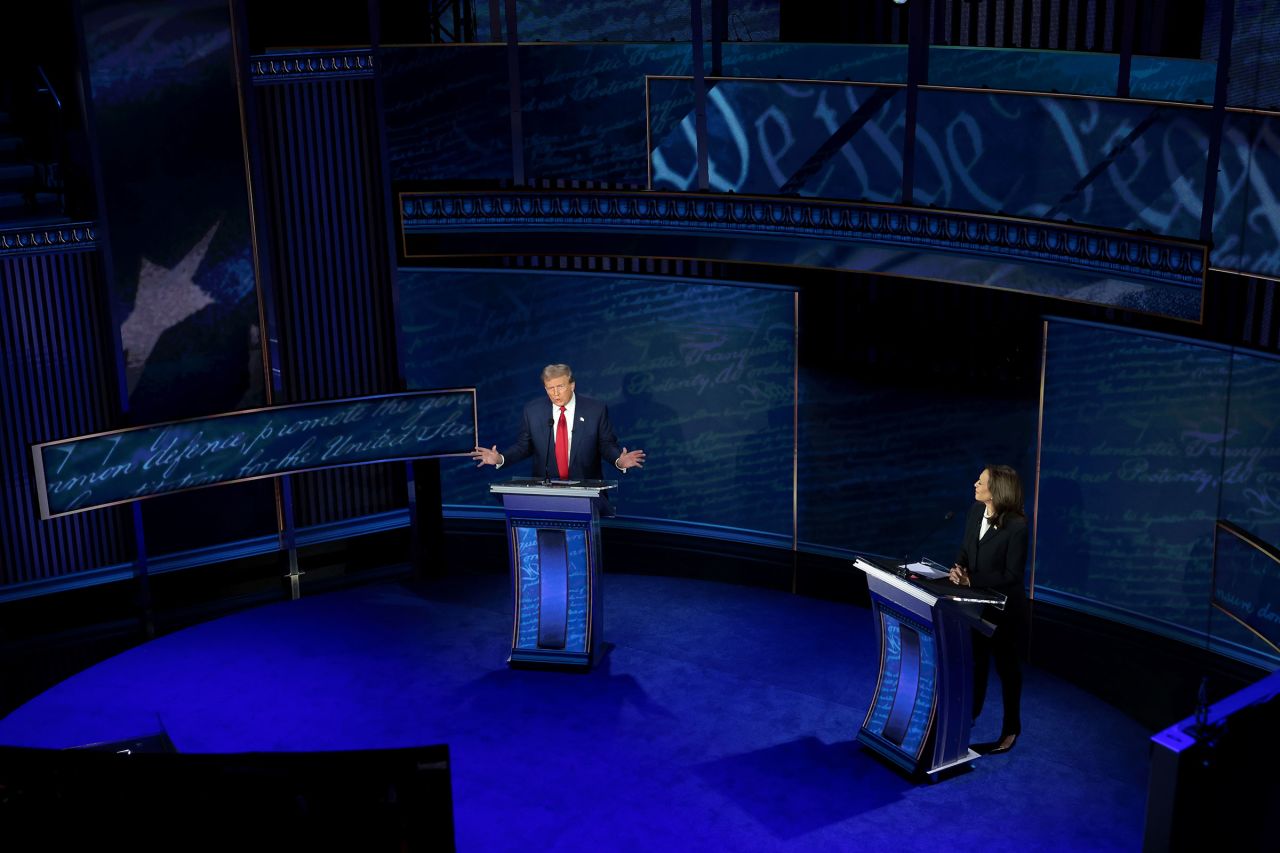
top-left (491, 479), bottom-right (617, 670)
top-left (853, 557), bottom-right (1004, 778)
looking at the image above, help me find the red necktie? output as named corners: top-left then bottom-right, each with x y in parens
top-left (555, 406), bottom-right (569, 479)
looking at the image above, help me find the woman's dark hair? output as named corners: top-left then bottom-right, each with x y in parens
top-left (986, 464), bottom-right (1025, 527)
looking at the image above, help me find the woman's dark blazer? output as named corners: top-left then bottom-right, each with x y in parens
top-left (954, 502), bottom-right (1029, 626)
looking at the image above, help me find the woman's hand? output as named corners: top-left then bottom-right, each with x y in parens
top-left (949, 564), bottom-right (971, 587)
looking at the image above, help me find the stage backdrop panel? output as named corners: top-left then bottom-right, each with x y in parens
top-left (398, 270), bottom-right (796, 538)
top-left (82, 0), bottom-right (261, 419)
top-left (1211, 111), bottom-right (1280, 278)
top-left (1219, 349), bottom-right (1280, 559)
top-left (514, 1), bottom-right (779, 43)
top-left (381, 46), bottom-right (512, 183)
top-left (1212, 523), bottom-right (1280, 658)
top-left (521, 44), bottom-right (690, 185)
top-left (911, 90), bottom-right (1210, 239)
top-left (1037, 319), bottom-right (1280, 665)
top-left (1204, 0), bottom-right (1280, 111)
top-left (649, 78), bottom-right (904, 202)
top-left (797, 375), bottom-right (1037, 562)
top-left (81, 0), bottom-right (274, 555)
top-left (719, 43), bottom-right (1211, 103)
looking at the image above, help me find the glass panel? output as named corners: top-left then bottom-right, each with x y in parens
top-left (1211, 112), bottom-right (1280, 277)
top-left (930, 45), bottom-right (1119, 96)
top-left (1128, 55), bottom-right (1215, 104)
top-left (650, 78), bottom-right (905, 201)
top-left (798, 374), bottom-right (1036, 559)
top-left (913, 89), bottom-right (1211, 237)
top-left (1212, 525), bottom-right (1280, 664)
top-left (1219, 350), bottom-right (1280, 548)
top-left (1036, 322), bottom-right (1229, 632)
top-left (398, 270), bottom-right (797, 536)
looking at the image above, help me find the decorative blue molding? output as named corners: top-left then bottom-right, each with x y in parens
top-left (250, 51), bottom-right (375, 84)
top-left (0, 222), bottom-right (97, 257)
top-left (401, 191), bottom-right (1207, 288)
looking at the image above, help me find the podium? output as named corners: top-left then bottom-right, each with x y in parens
top-left (853, 556), bottom-right (1004, 777)
top-left (490, 479), bottom-right (617, 669)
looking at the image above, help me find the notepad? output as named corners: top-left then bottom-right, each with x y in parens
top-left (904, 561), bottom-right (950, 580)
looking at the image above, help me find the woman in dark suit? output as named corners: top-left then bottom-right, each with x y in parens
top-left (949, 465), bottom-right (1028, 755)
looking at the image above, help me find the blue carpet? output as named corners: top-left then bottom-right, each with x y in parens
top-left (0, 573), bottom-right (1150, 851)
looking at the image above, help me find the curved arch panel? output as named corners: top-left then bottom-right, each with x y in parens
top-left (400, 189), bottom-right (1207, 320)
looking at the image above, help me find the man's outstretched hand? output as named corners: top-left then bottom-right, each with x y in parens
top-left (472, 445), bottom-right (501, 468)
top-left (617, 447), bottom-right (646, 470)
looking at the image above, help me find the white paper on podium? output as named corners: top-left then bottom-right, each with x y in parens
top-left (904, 561), bottom-right (949, 579)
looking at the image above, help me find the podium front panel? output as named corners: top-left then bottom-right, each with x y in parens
top-left (492, 481), bottom-right (611, 669)
top-left (513, 522), bottom-right (591, 655)
top-left (860, 604), bottom-right (938, 766)
top-left (853, 558), bottom-right (984, 776)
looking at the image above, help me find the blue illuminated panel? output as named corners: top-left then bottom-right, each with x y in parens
top-left (514, 523), bottom-right (590, 654)
top-left (536, 529), bottom-right (569, 649)
top-left (864, 606), bottom-right (937, 762)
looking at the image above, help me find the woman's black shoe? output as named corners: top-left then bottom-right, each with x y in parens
top-left (987, 734), bottom-right (1017, 755)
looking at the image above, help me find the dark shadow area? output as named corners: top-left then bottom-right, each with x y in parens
top-left (695, 736), bottom-right (911, 840)
top-left (450, 646), bottom-right (676, 729)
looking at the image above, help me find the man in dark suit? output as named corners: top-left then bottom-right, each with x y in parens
top-left (470, 363), bottom-right (645, 479)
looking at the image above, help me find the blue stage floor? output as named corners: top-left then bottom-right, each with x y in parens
top-left (0, 573), bottom-right (1151, 851)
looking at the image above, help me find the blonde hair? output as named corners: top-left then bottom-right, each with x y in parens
top-left (541, 363), bottom-right (573, 383)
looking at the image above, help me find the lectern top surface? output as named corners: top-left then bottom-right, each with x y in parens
top-left (489, 478), bottom-right (618, 497)
top-left (910, 575), bottom-right (1006, 606)
top-left (854, 556), bottom-right (1007, 607)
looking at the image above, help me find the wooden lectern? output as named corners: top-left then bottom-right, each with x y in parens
top-left (491, 479), bottom-right (617, 669)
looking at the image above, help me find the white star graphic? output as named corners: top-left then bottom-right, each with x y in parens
top-left (120, 220), bottom-right (219, 396)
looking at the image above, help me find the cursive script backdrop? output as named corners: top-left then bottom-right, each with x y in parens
top-left (32, 392), bottom-right (476, 518)
top-left (1212, 525), bottom-right (1280, 655)
top-left (1036, 319), bottom-right (1280, 664)
top-left (398, 270), bottom-right (796, 537)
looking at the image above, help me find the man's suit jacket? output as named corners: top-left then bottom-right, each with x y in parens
top-left (502, 395), bottom-right (623, 480)
top-left (955, 501), bottom-right (1029, 626)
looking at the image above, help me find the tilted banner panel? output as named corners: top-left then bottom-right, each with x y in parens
top-left (32, 390), bottom-right (477, 519)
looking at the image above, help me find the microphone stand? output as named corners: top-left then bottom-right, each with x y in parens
top-left (902, 510), bottom-right (957, 578)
